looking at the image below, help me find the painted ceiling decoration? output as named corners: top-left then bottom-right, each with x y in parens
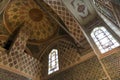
top-left (0, 0), bottom-right (10, 14)
top-left (62, 0), bottom-right (97, 25)
top-left (3, 0), bottom-right (59, 44)
top-left (0, 0), bottom-right (94, 58)
top-left (70, 0), bottom-right (89, 18)
top-left (43, 0), bottom-right (85, 44)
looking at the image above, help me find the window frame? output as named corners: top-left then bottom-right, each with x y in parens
top-left (48, 49), bottom-right (59, 74)
top-left (91, 27), bottom-right (120, 54)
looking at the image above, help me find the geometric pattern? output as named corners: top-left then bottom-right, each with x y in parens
top-left (0, 68), bottom-right (30, 80)
top-left (4, 0), bottom-right (58, 44)
top-left (102, 49), bottom-right (120, 80)
top-left (48, 56), bottom-right (108, 80)
top-left (0, 25), bottom-right (41, 79)
top-left (40, 36), bottom-right (81, 78)
top-left (43, 0), bottom-right (84, 43)
top-left (0, 48), bottom-right (41, 79)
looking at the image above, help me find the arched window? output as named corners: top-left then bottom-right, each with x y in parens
top-left (91, 27), bottom-right (120, 53)
top-left (48, 49), bottom-right (59, 74)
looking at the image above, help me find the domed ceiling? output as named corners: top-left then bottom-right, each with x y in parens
top-left (3, 0), bottom-right (58, 44)
top-left (42, 0), bottom-right (88, 44)
top-left (0, 0), bottom-right (93, 58)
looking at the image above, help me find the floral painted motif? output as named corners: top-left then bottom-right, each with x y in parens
top-left (71, 0), bottom-right (89, 18)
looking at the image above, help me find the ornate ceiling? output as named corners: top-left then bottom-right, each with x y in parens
top-left (43, 0), bottom-right (85, 43)
top-left (43, 0), bottom-right (97, 43)
top-left (61, 0), bottom-right (97, 25)
top-left (3, 0), bottom-right (59, 44)
top-left (0, 0), bottom-right (94, 58)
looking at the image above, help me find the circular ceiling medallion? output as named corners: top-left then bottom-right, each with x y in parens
top-left (3, 0), bottom-right (58, 44)
top-left (29, 8), bottom-right (43, 22)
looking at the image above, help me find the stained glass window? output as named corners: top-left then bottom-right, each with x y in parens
top-left (48, 49), bottom-right (59, 74)
top-left (91, 27), bottom-right (120, 53)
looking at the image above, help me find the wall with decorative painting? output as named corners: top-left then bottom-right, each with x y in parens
top-left (41, 0), bottom-right (85, 44)
top-left (0, 68), bottom-right (30, 80)
top-left (40, 35), bottom-right (95, 80)
top-left (0, 23), bottom-right (41, 80)
top-left (48, 56), bottom-right (108, 80)
top-left (101, 48), bottom-right (120, 80)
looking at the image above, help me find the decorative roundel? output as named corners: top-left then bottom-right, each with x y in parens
top-left (3, 0), bottom-right (58, 44)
